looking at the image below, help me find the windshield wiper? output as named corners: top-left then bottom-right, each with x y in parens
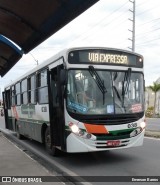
top-left (122, 68), bottom-right (131, 107)
top-left (112, 72), bottom-right (122, 103)
top-left (88, 66), bottom-right (107, 104)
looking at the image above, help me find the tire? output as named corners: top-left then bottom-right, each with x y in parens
top-left (44, 127), bottom-right (60, 156)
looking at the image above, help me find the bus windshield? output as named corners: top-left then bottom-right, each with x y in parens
top-left (66, 69), bottom-right (144, 115)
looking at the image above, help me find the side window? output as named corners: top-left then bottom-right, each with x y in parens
top-left (15, 83), bottom-right (21, 105)
top-left (37, 69), bottom-right (48, 104)
top-left (28, 75), bottom-right (36, 104)
top-left (21, 79), bottom-right (28, 104)
top-left (11, 86), bottom-right (15, 106)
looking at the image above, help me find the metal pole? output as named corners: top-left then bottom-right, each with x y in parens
top-left (133, 0), bottom-right (135, 52)
top-left (128, 0), bottom-right (135, 52)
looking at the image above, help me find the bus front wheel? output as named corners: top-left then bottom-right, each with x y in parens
top-left (44, 127), bottom-right (60, 156)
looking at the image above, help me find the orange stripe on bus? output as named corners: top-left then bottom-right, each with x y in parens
top-left (84, 123), bottom-right (109, 134)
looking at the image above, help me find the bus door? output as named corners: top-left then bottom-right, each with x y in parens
top-left (2, 89), bottom-right (12, 130)
top-left (48, 63), bottom-right (66, 151)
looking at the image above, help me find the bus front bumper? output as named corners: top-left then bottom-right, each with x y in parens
top-left (66, 130), bottom-right (145, 153)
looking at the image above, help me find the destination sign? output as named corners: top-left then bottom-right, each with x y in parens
top-left (68, 49), bottom-right (143, 68)
top-left (88, 53), bottom-right (128, 64)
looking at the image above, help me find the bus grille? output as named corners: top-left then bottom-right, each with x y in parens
top-left (78, 112), bottom-right (144, 125)
top-left (94, 129), bottom-right (133, 140)
top-left (92, 129), bottom-right (133, 149)
top-left (95, 139), bottom-right (130, 149)
top-left (69, 111), bottom-right (144, 125)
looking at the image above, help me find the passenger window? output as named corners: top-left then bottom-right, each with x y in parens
top-left (11, 86), bottom-right (15, 106)
top-left (15, 83), bottom-right (21, 105)
top-left (21, 79), bottom-right (28, 104)
top-left (37, 69), bottom-right (48, 104)
top-left (28, 75), bottom-right (36, 104)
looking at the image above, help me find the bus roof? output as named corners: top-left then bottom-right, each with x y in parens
top-left (4, 47), bottom-right (143, 89)
top-left (4, 48), bottom-right (68, 89)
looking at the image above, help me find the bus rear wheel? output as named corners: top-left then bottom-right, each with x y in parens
top-left (44, 127), bottom-right (60, 156)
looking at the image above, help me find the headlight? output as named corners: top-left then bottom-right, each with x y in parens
top-left (70, 124), bottom-right (79, 133)
top-left (69, 122), bottom-right (84, 136)
top-left (68, 122), bottom-right (93, 139)
top-left (69, 122), bottom-right (79, 134)
top-left (140, 121), bottom-right (146, 129)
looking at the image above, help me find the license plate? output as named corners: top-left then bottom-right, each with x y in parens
top-left (106, 140), bottom-right (120, 146)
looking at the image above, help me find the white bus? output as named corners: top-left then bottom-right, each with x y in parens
top-left (3, 47), bottom-right (146, 156)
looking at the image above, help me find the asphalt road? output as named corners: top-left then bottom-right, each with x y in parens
top-left (146, 118), bottom-right (160, 131)
top-left (0, 117), bottom-right (160, 185)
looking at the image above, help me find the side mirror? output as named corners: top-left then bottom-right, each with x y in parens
top-left (60, 69), bottom-right (67, 85)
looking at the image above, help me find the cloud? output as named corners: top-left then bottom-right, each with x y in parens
top-left (1, 0), bottom-right (160, 93)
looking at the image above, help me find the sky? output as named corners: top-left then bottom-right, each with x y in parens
top-left (1, 0), bottom-right (160, 97)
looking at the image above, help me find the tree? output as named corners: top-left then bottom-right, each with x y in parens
top-left (148, 82), bottom-right (160, 116)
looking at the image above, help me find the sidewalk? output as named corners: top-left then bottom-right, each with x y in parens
top-left (0, 131), bottom-right (62, 184)
top-left (145, 130), bottom-right (160, 138)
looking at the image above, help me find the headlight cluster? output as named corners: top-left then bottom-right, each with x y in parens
top-left (130, 121), bottom-right (146, 137)
top-left (69, 122), bottom-right (93, 139)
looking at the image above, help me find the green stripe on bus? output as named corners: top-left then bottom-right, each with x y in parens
top-left (96, 128), bottom-right (135, 140)
top-left (109, 128), bottom-right (135, 135)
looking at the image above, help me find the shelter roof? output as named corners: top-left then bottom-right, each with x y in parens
top-left (0, 0), bottom-right (98, 76)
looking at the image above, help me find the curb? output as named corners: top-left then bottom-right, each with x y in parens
top-left (1, 129), bottom-right (91, 185)
top-left (145, 130), bottom-right (160, 139)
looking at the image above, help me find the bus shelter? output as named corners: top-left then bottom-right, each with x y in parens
top-left (0, 0), bottom-right (99, 77)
